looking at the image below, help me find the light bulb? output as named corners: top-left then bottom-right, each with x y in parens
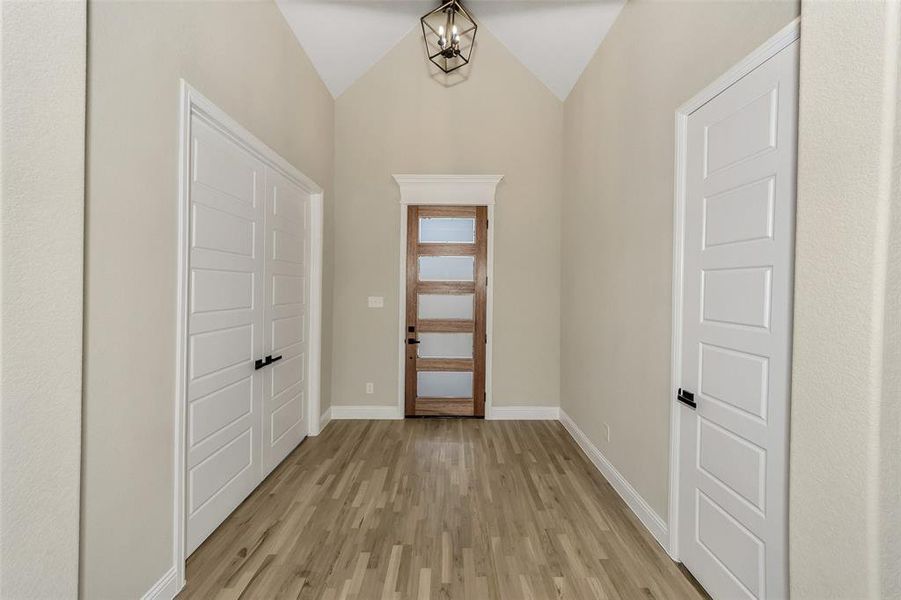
top-left (452, 24), bottom-right (458, 36)
top-left (438, 25), bottom-right (445, 36)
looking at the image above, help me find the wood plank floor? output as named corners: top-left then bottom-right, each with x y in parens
top-left (180, 419), bottom-right (707, 600)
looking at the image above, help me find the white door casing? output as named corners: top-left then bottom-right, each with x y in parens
top-left (175, 81), bottom-right (324, 589)
top-left (672, 28), bottom-right (799, 600)
top-left (185, 116), bottom-right (266, 555)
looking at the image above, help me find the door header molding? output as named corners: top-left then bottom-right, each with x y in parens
top-left (393, 174), bottom-right (503, 206)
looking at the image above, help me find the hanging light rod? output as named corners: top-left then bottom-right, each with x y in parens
top-left (420, 0), bottom-right (478, 74)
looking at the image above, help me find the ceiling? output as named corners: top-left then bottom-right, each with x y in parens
top-left (275, 0), bottom-right (625, 100)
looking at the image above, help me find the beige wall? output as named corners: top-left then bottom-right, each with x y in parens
top-left (560, 0), bottom-right (799, 518)
top-left (790, 2), bottom-right (901, 597)
top-left (82, 2), bottom-right (334, 597)
top-left (332, 30), bottom-right (562, 411)
top-left (0, 2), bottom-right (86, 597)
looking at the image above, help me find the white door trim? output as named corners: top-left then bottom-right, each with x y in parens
top-left (667, 17), bottom-right (800, 561)
top-left (393, 174), bottom-right (503, 419)
top-left (172, 80), bottom-right (324, 594)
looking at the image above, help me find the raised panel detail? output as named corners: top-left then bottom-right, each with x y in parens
top-left (193, 204), bottom-right (255, 256)
top-left (272, 229), bottom-right (304, 265)
top-left (702, 267), bottom-right (771, 329)
top-left (699, 418), bottom-right (766, 511)
top-left (700, 344), bottom-right (768, 419)
top-left (193, 129), bottom-right (256, 204)
top-left (192, 269), bottom-right (253, 313)
top-left (704, 177), bottom-right (775, 248)
top-left (271, 354), bottom-right (304, 397)
top-left (272, 315), bottom-right (304, 352)
top-left (697, 492), bottom-right (764, 598)
top-left (705, 89), bottom-right (777, 177)
top-left (189, 377), bottom-right (253, 446)
top-left (271, 392), bottom-right (302, 443)
top-left (272, 275), bottom-right (304, 307)
top-left (188, 429), bottom-right (253, 513)
top-left (190, 325), bottom-right (252, 380)
top-left (273, 185), bottom-right (306, 226)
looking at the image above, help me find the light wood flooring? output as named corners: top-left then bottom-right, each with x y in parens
top-left (180, 419), bottom-right (707, 599)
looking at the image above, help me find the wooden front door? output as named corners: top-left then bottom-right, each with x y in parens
top-left (405, 206), bottom-right (487, 417)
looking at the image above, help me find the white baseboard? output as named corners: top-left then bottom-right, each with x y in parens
top-left (141, 566), bottom-right (180, 600)
top-left (317, 407), bottom-right (332, 433)
top-left (487, 405), bottom-right (560, 420)
top-left (559, 409), bottom-right (670, 552)
top-left (330, 405), bottom-right (403, 420)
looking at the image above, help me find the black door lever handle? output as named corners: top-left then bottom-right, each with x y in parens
top-left (407, 339), bottom-right (420, 345)
top-left (677, 388), bottom-right (697, 409)
top-left (255, 355), bottom-right (284, 370)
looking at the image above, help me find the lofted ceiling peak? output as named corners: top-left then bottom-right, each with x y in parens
top-left (276, 0), bottom-right (625, 100)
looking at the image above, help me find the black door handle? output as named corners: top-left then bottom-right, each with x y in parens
top-left (255, 355), bottom-right (283, 370)
top-left (677, 388), bottom-right (697, 409)
top-left (407, 339), bottom-right (420, 345)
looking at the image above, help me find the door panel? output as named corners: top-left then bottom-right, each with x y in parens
top-left (262, 168), bottom-right (309, 476)
top-left (417, 294), bottom-right (474, 319)
top-left (185, 116), bottom-right (264, 555)
top-left (418, 255), bottom-right (475, 281)
top-left (419, 216), bottom-right (476, 244)
top-left (677, 40), bottom-right (797, 599)
top-left (405, 206), bottom-right (487, 417)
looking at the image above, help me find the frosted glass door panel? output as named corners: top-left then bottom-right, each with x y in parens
top-left (419, 256), bottom-right (475, 281)
top-left (418, 294), bottom-right (474, 320)
top-left (418, 333), bottom-right (473, 358)
top-left (419, 217), bottom-right (476, 244)
top-left (417, 371), bottom-right (473, 398)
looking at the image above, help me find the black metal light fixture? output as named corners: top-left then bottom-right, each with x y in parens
top-left (420, 0), bottom-right (477, 74)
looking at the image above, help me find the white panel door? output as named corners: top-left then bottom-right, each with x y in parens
top-left (186, 116), bottom-right (264, 555)
top-left (678, 41), bottom-right (798, 599)
top-left (262, 167), bottom-right (309, 475)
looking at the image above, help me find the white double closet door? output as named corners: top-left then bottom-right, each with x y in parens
top-left (186, 115), bottom-right (310, 555)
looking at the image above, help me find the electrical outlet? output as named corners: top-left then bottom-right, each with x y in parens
top-left (365, 382), bottom-right (374, 395)
top-left (367, 296), bottom-right (384, 308)
top-left (603, 422), bottom-right (611, 443)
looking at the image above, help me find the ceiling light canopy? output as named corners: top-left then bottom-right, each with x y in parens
top-left (420, 0), bottom-right (477, 74)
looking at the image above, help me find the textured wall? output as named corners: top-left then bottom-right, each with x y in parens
top-left (331, 30), bottom-right (563, 411)
top-left (560, 0), bottom-right (799, 519)
top-left (790, 2), bottom-right (901, 597)
top-left (0, 1), bottom-right (86, 597)
top-left (83, 2), bottom-right (334, 596)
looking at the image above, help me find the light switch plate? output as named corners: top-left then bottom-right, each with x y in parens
top-left (367, 296), bottom-right (384, 308)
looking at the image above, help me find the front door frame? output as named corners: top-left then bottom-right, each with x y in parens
top-left (393, 175), bottom-right (503, 419)
top-left (667, 17), bottom-right (800, 561)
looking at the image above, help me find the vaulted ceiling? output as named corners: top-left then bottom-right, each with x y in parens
top-left (275, 0), bottom-right (625, 100)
